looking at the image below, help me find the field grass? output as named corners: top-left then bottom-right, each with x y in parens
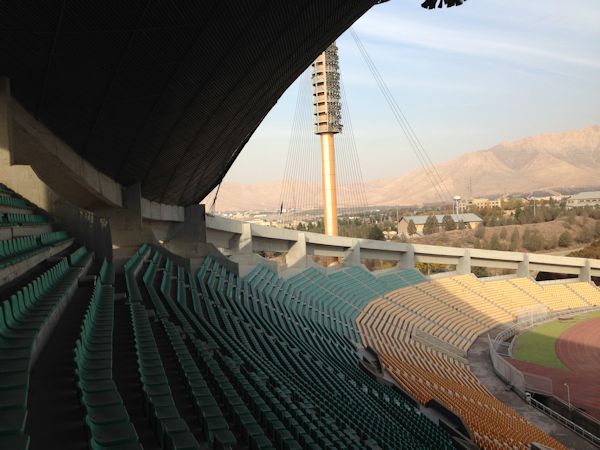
top-left (512, 310), bottom-right (600, 370)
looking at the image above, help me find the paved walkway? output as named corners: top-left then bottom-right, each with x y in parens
top-left (467, 329), bottom-right (595, 450)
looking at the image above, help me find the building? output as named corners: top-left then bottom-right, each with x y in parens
top-left (398, 213), bottom-right (482, 236)
top-left (566, 191), bottom-right (600, 209)
top-left (458, 198), bottom-right (502, 211)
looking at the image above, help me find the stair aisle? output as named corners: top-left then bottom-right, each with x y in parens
top-left (25, 281), bottom-right (93, 450)
top-left (112, 271), bottom-right (162, 450)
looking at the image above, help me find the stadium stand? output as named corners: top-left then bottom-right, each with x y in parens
top-left (120, 247), bottom-right (457, 449)
top-left (0, 185), bottom-right (95, 449)
top-left (5, 2), bottom-right (595, 448)
top-left (1, 181), bottom-right (598, 450)
top-left (0, 248), bottom-right (93, 448)
top-left (355, 271), bottom-right (600, 450)
top-left (75, 262), bottom-right (142, 450)
top-left (567, 282), bottom-right (600, 306)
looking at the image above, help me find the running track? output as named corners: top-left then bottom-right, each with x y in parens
top-left (509, 317), bottom-right (600, 420)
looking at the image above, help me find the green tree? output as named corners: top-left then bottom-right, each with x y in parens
top-left (489, 233), bottom-right (502, 250)
top-left (474, 224), bottom-right (486, 239)
top-left (558, 231), bottom-right (573, 247)
top-left (367, 226), bottom-right (385, 241)
top-left (407, 219), bottom-right (417, 236)
top-left (499, 227), bottom-right (507, 240)
top-left (442, 215), bottom-right (457, 231)
top-left (514, 204), bottom-right (523, 222)
top-left (457, 220), bottom-right (466, 230)
top-left (522, 229), bottom-right (544, 252)
top-left (577, 226), bottom-right (593, 244)
top-left (509, 228), bottom-right (520, 251)
top-left (423, 215), bottom-right (439, 235)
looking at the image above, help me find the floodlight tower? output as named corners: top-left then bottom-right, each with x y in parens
top-left (312, 42), bottom-right (342, 237)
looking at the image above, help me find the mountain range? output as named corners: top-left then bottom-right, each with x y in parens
top-left (203, 124), bottom-right (600, 211)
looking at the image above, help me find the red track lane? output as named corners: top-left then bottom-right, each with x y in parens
top-left (555, 317), bottom-right (600, 419)
top-left (509, 317), bottom-right (600, 420)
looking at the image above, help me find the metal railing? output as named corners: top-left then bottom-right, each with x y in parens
top-left (487, 307), bottom-right (600, 447)
top-left (528, 397), bottom-right (600, 448)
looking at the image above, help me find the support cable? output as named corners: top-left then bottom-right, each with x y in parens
top-left (350, 28), bottom-right (453, 206)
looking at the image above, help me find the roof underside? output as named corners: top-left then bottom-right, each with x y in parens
top-left (0, 0), bottom-right (377, 205)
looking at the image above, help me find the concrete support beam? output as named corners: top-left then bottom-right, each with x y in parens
top-left (286, 233), bottom-right (308, 270)
top-left (235, 223), bottom-right (253, 255)
top-left (342, 241), bottom-right (361, 268)
top-left (580, 259), bottom-right (592, 282)
top-left (457, 249), bottom-right (471, 275)
top-left (10, 99), bottom-right (122, 210)
top-left (99, 183), bottom-right (157, 266)
top-left (517, 254), bottom-right (530, 277)
top-left (223, 221), bottom-right (266, 277)
top-left (141, 198), bottom-right (184, 222)
top-left (399, 245), bottom-right (415, 270)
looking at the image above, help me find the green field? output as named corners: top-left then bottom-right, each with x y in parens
top-left (511, 310), bottom-right (600, 370)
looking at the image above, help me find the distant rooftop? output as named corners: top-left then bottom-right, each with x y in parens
top-left (401, 213), bottom-right (482, 225)
top-left (569, 191), bottom-right (600, 200)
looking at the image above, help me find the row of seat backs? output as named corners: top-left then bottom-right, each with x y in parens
top-left (199, 256), bottom-right (455, 449)
top-left (74, 262), bottom-right (141, 449)
top-left (0, 196), bottom-right (28, 209)
top-left (0, 258), bottom-right (74, 335)
top-left (0, 232), bottom-right (70, 259)
top-left (69, 246), bottom-right (93, 268)
top-left (98, 259), bottom-right (115, 286)
top-left (3, 214), bottom-right (49, 225)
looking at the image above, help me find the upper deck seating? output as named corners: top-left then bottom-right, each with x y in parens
top-left (0, 247), bottom-right (92, 449)
top-left (120, 247), bottom-right (455, 449)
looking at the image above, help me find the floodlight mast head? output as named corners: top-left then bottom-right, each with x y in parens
top-left (312, 42), bottom-right (342, 135)
top-left (312, 42), bottom-right (342, 240)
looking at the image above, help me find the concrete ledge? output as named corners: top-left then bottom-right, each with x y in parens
top-left (141, 198), bottom-right (184, 222)
top-left (206, 216), bottom-right (600, 279)
top-left (0, 238), bottom-right (74, 287)
top-left (0, 224), bottom-right (52, 240)
top-left (10, 224), bottom-right (53, 238)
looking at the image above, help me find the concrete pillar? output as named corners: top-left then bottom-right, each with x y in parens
top-left (286, 233), bottom-right (307, 270)
top-left (399, 245), bottom-right (415, 270)
top-left (457, 249), bottom-right (471, 275)
top-left (228, 222), bottom-right (262, 276)
top-left (342, 241), bottom-right (361, 267)
top-left (0, 78), bottom-right (13, 166)
top-left (102, 183), bottom-right (156, 266)
top-left (580, 259), bottom-right (592, 282)
top-left (234, 223), bottom-right (253, 255)
top-left (184, 204), bottom-right (207, 243)
top-left (517, 254), bottom-right (530, 277)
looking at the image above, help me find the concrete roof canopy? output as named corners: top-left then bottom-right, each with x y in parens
top-left (0, 0), bottom-right (378, 206)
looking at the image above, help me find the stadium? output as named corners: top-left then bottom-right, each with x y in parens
top-left (1, 1), bottom-right (599, 449)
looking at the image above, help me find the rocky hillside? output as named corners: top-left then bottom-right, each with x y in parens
top-left (204, 124), bottom-right (600, 211)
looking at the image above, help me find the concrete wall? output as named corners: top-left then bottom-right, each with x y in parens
top-left (206, 215), bottom-right (600, 280)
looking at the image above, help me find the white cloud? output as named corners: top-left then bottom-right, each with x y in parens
top-left (355, 6), bottom-right (600, 70)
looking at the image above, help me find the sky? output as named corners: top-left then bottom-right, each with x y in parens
top-left (222, 0), bottom-right (600, 185)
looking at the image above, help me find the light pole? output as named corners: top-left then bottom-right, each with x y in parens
top-left (564, 382), bottom-right (571, 411)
